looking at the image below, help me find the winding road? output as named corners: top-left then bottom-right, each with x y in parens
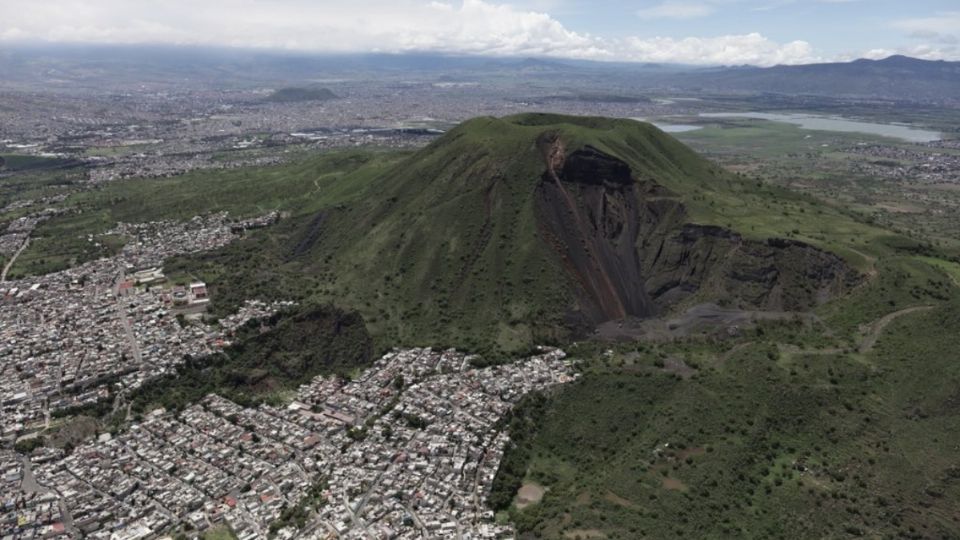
top-left (858, 305), bottom-right (934, 354)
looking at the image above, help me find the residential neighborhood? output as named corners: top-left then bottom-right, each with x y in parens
top-left (0, 211), bottom-right (288, 444)
top-left (0, 205), bottom-right (579, 539)
top-left (3, 347), bottom-right (576, 539)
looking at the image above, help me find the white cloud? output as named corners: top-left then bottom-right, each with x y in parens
top-left (860, 48), bottom-right (895, 60)
top-left (886, 44), bottom-right (959, 61)
top-left (0, 0), bottom-right (821, 66)
top-left (636, 1), bottom-right (714, 20)
top-left (893, 11), bottom-right (960, 41)
top-left (884, 11), bottom-right (960, 59)
top-left (620, 33), bottom-right (818, 65)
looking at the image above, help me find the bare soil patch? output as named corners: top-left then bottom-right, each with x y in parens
top-left (604, 491), bottom-right (641, 510)
top-left (564, 529), bottom-right (608, 539)
top-left (677, 446), bottom-right (706, 460)
top-left (515, 482), bottom-right (546, 510)
top-left (661, 476), bottom-right (688, 491)
top-left (662, 356), bottom-right (697, 379)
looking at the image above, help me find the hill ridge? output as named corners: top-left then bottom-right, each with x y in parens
top-left (280, 113), bottom-right (860, 351)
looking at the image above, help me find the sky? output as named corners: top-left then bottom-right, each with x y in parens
top-left (0, 0), bottom-right (957, 66)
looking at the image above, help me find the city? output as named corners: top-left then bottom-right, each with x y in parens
top-left (3, 347), bottom-right (576, 539)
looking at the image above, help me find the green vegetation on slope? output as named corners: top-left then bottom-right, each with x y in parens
top-left (0, 153), bottom-right (82, 172)
top-left (495, 293), bottom-right (960, 538)
top-left (54, 303), bottom-right (373, 425)
top-left (0, 162), bottom-right (83, 212)
top-left (281, 114), bottom-right (945, 352)
top-left (129, 304), bottom-right (372, 413)
top-left (9, 149), bottom-right (406, 277)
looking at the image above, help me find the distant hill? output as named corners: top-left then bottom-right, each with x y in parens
top-left (675, 55), bottom-right (960, 102)
top-left (264, 87), bottom-right (338, 103)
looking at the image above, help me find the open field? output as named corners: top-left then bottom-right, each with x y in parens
top-left (201, 526), bottom-right (238, 540)
top-left (673, 117), bottom-right (960, 255)
top-left (7, 148), bottom-right (407, 278)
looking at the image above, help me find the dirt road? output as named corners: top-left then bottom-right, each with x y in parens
top-left (858, 306), bottom-right (934, 354)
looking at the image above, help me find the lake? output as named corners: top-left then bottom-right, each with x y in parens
top-left (699, 112), bottom-right (942, 143)
top-left (656, 123), bottom-right (703, 133)
top-left (630, 118), bottom-right (703, 133)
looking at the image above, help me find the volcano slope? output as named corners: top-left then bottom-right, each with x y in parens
top-left (272, 113), bottom-right (861, 353)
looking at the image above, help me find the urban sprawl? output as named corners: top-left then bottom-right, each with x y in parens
top-left (1, 208), bottom-right (578, 539)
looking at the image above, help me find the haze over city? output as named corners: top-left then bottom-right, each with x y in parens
top-left (1, 0), bottom-right (959, 65)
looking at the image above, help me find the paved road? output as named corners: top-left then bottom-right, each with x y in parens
top-left (404, 503), bottom-right (431, 539)
top-left (22, 457), bottom-right (79, 536)
top-left (113, 269), bottom-right (144, 366)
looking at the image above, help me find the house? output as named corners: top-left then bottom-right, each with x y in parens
top-left (189, 282), bottom-right (208, 300)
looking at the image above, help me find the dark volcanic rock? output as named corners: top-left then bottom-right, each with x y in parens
top-left (535, 140), bottom-right (860, 329)
top-left (535, 138), bottom-right (657, 329)
top-left (639, 203), bottom-right (860, 312)
top-left (560, 146), bottom-right (634, 187)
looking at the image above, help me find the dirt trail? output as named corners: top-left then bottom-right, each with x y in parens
top-left (1, 237), bottom-right (29, 282)
top-left (858, 306), bottom-right (934, 354)
top-left (847, 247), bottom-right (878, 278)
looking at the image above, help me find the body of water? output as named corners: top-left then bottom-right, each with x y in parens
top-left (656, 123), bottom-right (703, 133)
top-left (699, 112), bottom-right (942, 143)
top-left (630, 118), bottom-right (704, 133)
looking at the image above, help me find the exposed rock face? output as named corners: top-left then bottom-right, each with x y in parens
top-left (641, 222), bottom-right (859, 312)
top-left (535, 136), bottom-right (657, 328)
top-left (536, 139), bottom-right (860, 328)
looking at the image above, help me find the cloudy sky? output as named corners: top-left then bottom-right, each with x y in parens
top-left (0, 0), bottom-right (957, 66)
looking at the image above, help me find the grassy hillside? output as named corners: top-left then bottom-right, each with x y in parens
top-left (495, 291), bottom-right (960, 539)
top-left (9, 149), bottom-right (406, 278)
top-left (274, 114), bottom-right (937, 352)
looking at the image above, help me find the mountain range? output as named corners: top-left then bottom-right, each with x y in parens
top-left (670, 55), bottom-right (960, 102)
top-left (3, 45), bottom-right (960, 102)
